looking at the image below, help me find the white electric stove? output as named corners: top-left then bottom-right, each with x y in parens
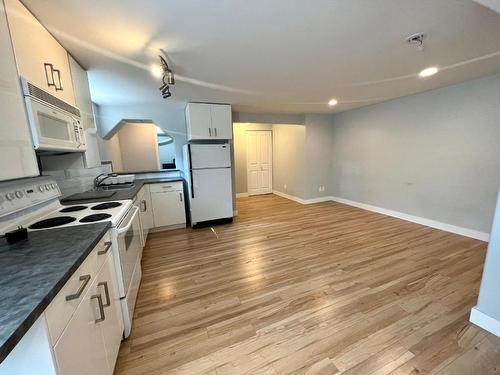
top-left (0, 176), bottom-right (143, 338)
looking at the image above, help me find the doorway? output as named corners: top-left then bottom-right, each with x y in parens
top-left (246, 130), bottom-right (272, 195)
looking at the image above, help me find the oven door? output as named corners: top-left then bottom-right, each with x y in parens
top-left (114, 205), bottom-right (142, 297)
top-left (25, 97), bottom-right (84, 152)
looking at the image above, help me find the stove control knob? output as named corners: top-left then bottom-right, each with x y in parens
top-left (15, 190), bottom-right (24, 198)
top-left (45, 184), bottom-right (50, 190)
top-left (51, 183), bottom-right (56, 189)
top-left (6, 192), bottom-right (15, 201)
top-left (38, 185), bottom-right (44, 192)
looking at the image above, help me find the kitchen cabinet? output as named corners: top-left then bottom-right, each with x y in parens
top-left (185, 103), bottom-right (232, 140)
top-left (0, 0), bottom-right (38, 181)
top-left (4, 0), bottom-right (75, 105)
top-left (68, 55), bottom-right (101, 168)
top-left (138, 185), bottom-right (153, 242)
top-left (53, 252), bottom-right (123, 375)
top-left (150, 182), bottom-right (186, 228)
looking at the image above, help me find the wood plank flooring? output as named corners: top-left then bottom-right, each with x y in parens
top-left (114, 194), bottom-right (500, 374)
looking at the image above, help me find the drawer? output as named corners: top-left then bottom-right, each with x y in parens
top-left (149, 181), bottom-right (183, 193)
top-left (45, 230), bottom-right (112, 345)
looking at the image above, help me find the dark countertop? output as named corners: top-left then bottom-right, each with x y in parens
top-left (61, 177), bottom-right (184, 205)
top-left (0, 222), bottom-right (111, 363)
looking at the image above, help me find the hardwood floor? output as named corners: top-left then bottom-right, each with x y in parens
top-left (114, 194), bottom-right (500, 375)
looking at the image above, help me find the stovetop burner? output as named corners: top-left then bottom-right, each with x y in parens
top-left (29, 216), bottom-right (77, 229)
top-left (60, 205), bottom-right (87, 213)
top-left (91, 202), bottom-right (122, 210)
top-left (79, 213), bottom-right (112, 223)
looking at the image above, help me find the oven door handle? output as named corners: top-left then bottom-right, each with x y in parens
top-left (117, 206), bottom-right (139, 235)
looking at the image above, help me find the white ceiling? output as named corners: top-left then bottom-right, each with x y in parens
top-left (22, 0), bottom-right (500, 113)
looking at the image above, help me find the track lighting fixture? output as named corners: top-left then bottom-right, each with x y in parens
top-left (152, 54), bottom-right (176, 100)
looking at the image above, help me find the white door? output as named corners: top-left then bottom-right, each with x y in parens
top-left (151, 190), bottom-right (186, 227)
top-left (210, 104), bottom-right (232, 139)
top-left (247, 131), bottom-right (272, 195)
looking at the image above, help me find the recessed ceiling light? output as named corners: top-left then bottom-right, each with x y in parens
top-left (328, 98), bottom-right (338, 106)
top-left (419, 66), bottom-right (438, 78)
top-left (151, 64), bottom-right (163, 78)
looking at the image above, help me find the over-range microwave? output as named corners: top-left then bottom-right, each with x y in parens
top-left (20, 78), bottom-right (86, 153)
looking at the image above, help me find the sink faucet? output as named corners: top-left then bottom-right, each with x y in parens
top-left (94, 173), bottom-right (110, 188)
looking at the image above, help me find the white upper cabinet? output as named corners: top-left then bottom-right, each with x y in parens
top-left (0, 0), bottom-right (38, 181)
top-left (185, 103), bottom-right (232, 140)
top-left (4, 0), bottom-right (75, 105)
top-left (69, 55), bottom-right (101, 168)
top-left (69, 55), bottom-right (95, 130)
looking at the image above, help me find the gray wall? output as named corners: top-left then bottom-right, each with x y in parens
top-left (304, 114), bottom-right (334, 199)
top-left (272, 124), bottom-right (306, 198)
top-left (233, 112), bottom-right (305, 125)
top-left (330, 73), bottom-right (500, 233)
top-left (96, 102), bottom-right (187, 170)
top-left (476, 189), bottom-right (500, 320)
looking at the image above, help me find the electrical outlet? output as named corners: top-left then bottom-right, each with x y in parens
top-left (318, 185), bottom-right (326, 192)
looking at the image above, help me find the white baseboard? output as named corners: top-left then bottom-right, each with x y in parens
top-left (236, 192), bottom-right (249, 198)
top-left (470, 307), bottom-right (500, 338)
top-left (329, 196), bottom-right (489, 242)
top-left (271, 191), bottom-right (489, 242)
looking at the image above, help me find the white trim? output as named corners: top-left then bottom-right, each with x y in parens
top-left (236, 192), bottom-right (249, 198)
top-left (470, 307), bottom-right (500, 338)
top-left (271, 191), bottom-right (489, 241)
top-left (273, 190), bottom-right (307, 204)
top-left (330, 196), bottom-right (489, 242)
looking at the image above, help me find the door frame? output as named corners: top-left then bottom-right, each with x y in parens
top-left (246, 130), bottom-right (273, 196)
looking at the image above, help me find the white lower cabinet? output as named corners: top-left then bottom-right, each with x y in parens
top-left (53, 252), bottom-right (123, 375)
top-left (150, 182), bottom-right (186, 228)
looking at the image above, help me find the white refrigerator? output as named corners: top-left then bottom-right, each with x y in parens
top-left (183, 143), bottom-right (233, 227)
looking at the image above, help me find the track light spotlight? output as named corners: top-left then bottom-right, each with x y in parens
top-left (166, 70), bottom-right (175, 85)
top-left (155, 54), bottom-right (175, 100)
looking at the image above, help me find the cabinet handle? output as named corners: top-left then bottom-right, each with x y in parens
top-left (162, 186), bottom-right (172, 189)
top-left (53, 69), bottom-right (63, 91)
top-left (98, 241), bottom-right (112, 255)
top-left (91, 294), bottom-right (106, 323)
top-left (179, 192), bottom-right (183, 202)
top-left (98, 281), bottom-right (111, 307)
top-left (140, 199), bottom-right (146, 212)
top-left (65, 274), bottom-right (91, 301)
top-left (209, 128), bottom-right (212, 137)
top-left (44, 63), bottom-right (55, 87)
top-left (214, 127), bottom-right (217, 137)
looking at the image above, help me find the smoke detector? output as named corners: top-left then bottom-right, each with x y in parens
top-left (406, 33), bottom-right (426, 50)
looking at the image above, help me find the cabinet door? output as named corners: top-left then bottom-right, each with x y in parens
top-left (210, 104), bottom-right (232, 139)
top-left (186, 103), bottom-right (212, 140)
top-left (0, 0), bottom-right (38, 181)
top-left (4, 0), bottom-right (75, 105)
top-left (68, 55), bottom-right (94, 130)
top-left (97, 253), bottom-right (124, 375)
top-left (151, 190), bottom-right (186, 227)
top-left (53, 278), bottom-right (108, 375)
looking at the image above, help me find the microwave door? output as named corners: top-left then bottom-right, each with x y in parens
top-left (28, 99), bottom-right (80, 151)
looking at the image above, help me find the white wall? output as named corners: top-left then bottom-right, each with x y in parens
top-left (330, 73), bottom-right (500, 233)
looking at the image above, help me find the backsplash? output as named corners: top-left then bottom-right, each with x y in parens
top-left (42, 164), bottom-right (113, 198)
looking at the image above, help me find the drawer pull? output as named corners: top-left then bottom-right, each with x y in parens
top-left (162, 185), bottom-right (172, 189)
top-left (91, 294), bottom-right (106, 323)
top-left (65, 274), bottom-right (91, 301)
top-left (98, 281), bottom-right (111, 307)
top-left (98, 241), bottom-right (112, 255)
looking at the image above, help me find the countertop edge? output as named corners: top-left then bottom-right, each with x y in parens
top-left (0, 222), bottom-right (111, 363)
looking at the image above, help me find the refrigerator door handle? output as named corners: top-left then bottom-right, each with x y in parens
top-left (188, 144), bottom-right (195, 198)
